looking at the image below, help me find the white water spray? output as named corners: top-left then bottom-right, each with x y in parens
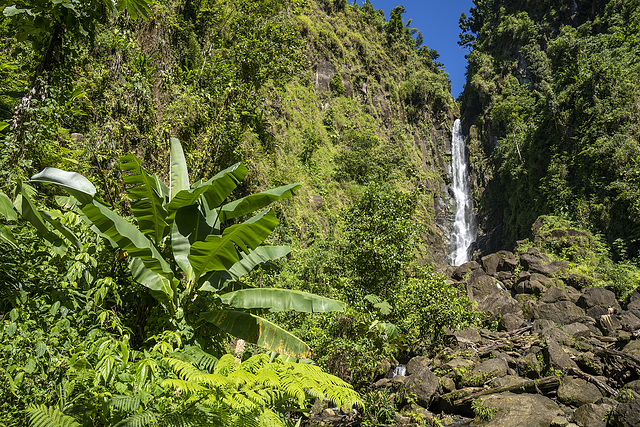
top-left (449, 119), bottom-right (476, 266)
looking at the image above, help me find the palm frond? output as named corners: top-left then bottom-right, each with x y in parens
top-left (110, 395), bottom-right (142, 413)
top-left (113, 411), bottom-right (157, 427)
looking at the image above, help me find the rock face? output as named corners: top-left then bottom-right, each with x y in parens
top-left (477, 392), bottom-right (563, 427)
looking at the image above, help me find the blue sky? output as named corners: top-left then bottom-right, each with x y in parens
top-left (367, 0), bottom-right (475, 98)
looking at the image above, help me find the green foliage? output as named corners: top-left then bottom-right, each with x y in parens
top-left (461, 0), bottom-right (640, 260)
top-left (361, 388), bottom-right (397, 426)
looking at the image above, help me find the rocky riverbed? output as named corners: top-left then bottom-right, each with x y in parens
top-left (310, 243), bottom-right (640, 426)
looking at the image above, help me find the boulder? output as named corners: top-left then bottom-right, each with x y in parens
top-left (467, 270), bottom-right (522, 317)
top-left (472, 358), bottom-right (509, 379)
top-left (622, 339), bottom-right (640, 359)
top-left (563, 322), bottom-right (591, 339)
top-left (519, 248), bottom-right (550, 270)
top-left (403, 367), bottom-right (439, 407)
top-left (619, 310), bottom-right (640, 333)
top-left (557, 378), bottom-right (602, 406)
top-left (574, 352), bottom-right (604, 376)
top-left (406, 356), bottom-right (431, 376)
top-left (499, 313), bottom-right (525, 331)
top-left (607, 398), bottom-right (640, 427)
top-left (534, 301), bottom-right (584, 325)
top-left (530, 261), bottom-right (569, 277)
top-left (514, 278), bottom-right (547, 296)
top-left (475, 392), bottom-right (563, 426)
top-left (571, 403), bottom-right (611, 427)
top-left (453, 261), bottom-right (482, 280)
top-left (576, 287), bottom-right (621, 311)
top-left (453, 328), bottom-right (482, 345)
top-left (597, 314), bottom-right (622, 335)
top-left (587, 305), bottom-right (610, 320)
top-left (545, 338), bottom-right (579, 371)
top-left (482, 253), bottom-right (502, 276)
top-left (541, 287), bottom-right (571, 304)
top-left (518, 351), bottom-right (545, 379)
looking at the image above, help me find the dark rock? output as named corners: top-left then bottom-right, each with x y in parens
top-left (576, 287), bottom-right (621, 311)
top-left (518, 351), bottom-right (545, 379)
top-left (623, 379), bottom-right (640, 394)
top-left (515, 278), bottom-right (547, 296)
top-left (541, 326), bottom-right (573, 346)
top-left (531, 261), bottom-right (569, 277)
top-left (499, 313), bottom-right (525, 331)
top-left (475, 392), bottom-right (563, 426)
top-left (490, 374), bottom-right (527, 388)
top-left (495, 271), bottom-right (514, 286)
top-left (557, 378), bottom-right (602, 406)
top-left (374, 378), bottom-right (390, 388)
top-left (453, 328), bottom-right (482, 345)
top-left (563, 322), bottom-right (591, 339)
top-left (467, 270), bottom-right (522, 317)
top-left (541, 287), bottom-right (571, 304)
top-left (607, 398), bottom-right (640, 427)
top-left (403, 367), bottom-right (439, 407)
top-left (622, 340), bottom-right (640, 359)
top-left (587, 306), bottom-right (610, 320)
top-left (482, 253), bottom-right (502, 276)
top-left (520, 249), bottom-right (551, 270)
top-left (545, 338), bottom-right (579, 371)
top-left (534, 301), bottom-right (584, 325)
top-left (571, 403), bottom-right (611, 427)
top-left (533, 319), bottom-right (556, 333)
top-left (453, 261), bottom-right (482, 280)
top-left (619, 310), bottom-right (640, 333)
top-left (472, 358), bottom-right (509, 379)
top-left (597, 314), bottom-right (622, 335)
top-left (406, 356), bottom-right (431, 376)
top-left (574, 352), bottom-right (604, 375)
top-left (497, 250), bottom-right (518, 272)
top-left (439, 376), bottom-right (456, 393)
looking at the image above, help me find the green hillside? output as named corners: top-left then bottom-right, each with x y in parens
top-left (460, 0), bottom-right (640, 261)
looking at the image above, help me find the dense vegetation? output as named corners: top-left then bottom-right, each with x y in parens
top-left (460, 0), bottom-right (640, 263)
top-left (0, 0), bottom-right (479, 425)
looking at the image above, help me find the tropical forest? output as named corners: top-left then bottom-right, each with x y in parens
top-left (2, 0), bottom-right (640, 426)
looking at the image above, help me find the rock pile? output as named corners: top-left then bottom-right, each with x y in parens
top-left (369, 247), bottom-right (640, 426)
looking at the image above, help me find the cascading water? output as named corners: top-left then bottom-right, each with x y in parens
top-left (449, 119), bottom-right (476, 266)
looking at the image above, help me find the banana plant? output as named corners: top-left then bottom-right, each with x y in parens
top-left (30, 138), bottom-right (345, 358)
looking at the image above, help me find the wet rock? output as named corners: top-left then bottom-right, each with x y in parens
top-left (607, 397), bottom-right (640, 427)
top-left (403, 366), bottom-right (439, 407)
top-left (534, 300), bottom-right (584, 325)
top-left (557, 377), bottom-right (602, 406)
top-left (571, 402), bottom-right (610, 427)
top-left (476, 392), bottom-right (563, 426)
top-left (576, 287), bottom-right (621, 312)
top-left (545, 338), bottom-right (579, 371)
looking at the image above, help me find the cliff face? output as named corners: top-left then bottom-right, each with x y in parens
top-left (459, 0), bottom-right (640, 261)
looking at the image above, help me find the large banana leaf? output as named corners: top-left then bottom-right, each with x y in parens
top-left (201, 309), bottom-right (311, 358)
top-left (40, 210), bottom-right (82, 250)
top-left (220, 183), bottom-right (302, 220)
top-left (221, 289), bottom-right (345, 313)
top-left (30, 167), bottom-right (96, 205)
top-left (13, 184), bottom-right (65, 248)
top-left (0, 191), bottom-right (17, 220)
top-left (0, 226), bottom-right (18, 248)
top-left (171, 205), bottom-right (212, 281)
top-left (169, 137), bottom-right (190, 201)
top-left (198, 246), bottom-right (291, 292)
top-left (120, 153), bottom-right (169, 244)
top-left (188, 209), bottom-right (278, 280)
top-left (164, 163), bottom-right (248, 218)
top-left (130, 258), bottom-right (176, 310)
top-left (81, 200), bottom-right (174, 280)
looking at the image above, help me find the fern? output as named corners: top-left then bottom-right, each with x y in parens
top-left (26, 404), bottom-right (81, 427)
top-left (113, 411), bottom-right (157, 427)
top-left (110, 395), bottom-right (142, 413)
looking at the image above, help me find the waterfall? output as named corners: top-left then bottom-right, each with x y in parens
top-left (449, 119), bottom-right (476, 266)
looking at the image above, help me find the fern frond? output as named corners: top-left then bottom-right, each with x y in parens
top-left (26, 404), bottom-right (81, 427)
top-left (257, 408), bottom-right (286, 427)
top-left (226, 368), bottom-right (256, 387)
top-left (110, 395), bottom-right (142, 413)
top-left (182, 346), bottom-right (219, 372)
top-left (162, 378), bottom-right (207, 396)
top-left (239, 353), bottom-right (270, 373)
top-left (254, 368), bottom-right (281, 388)
top-left (192, 373), bottom-right (230, 389)
top-left (163, 357), bottom-right (203, 381)
top-left (161, 405), bottom-right (227, 427)
top-left (213, 354), bottom-right (238, 375)
top-left (113, 410), bottom-right (157, 427)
